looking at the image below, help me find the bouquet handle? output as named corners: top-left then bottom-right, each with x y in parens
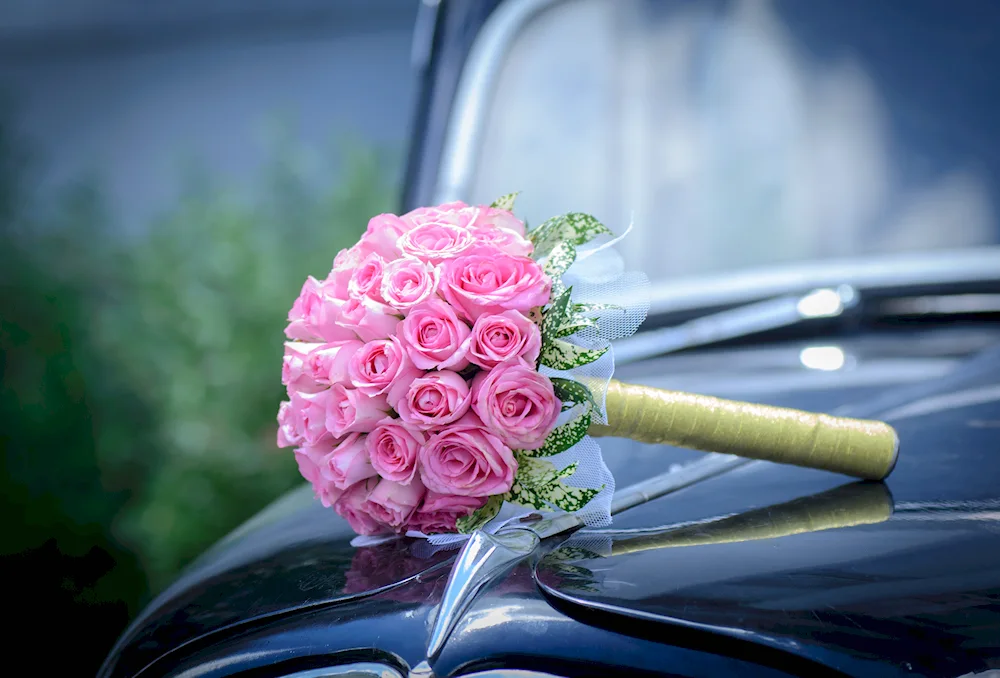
top-left (588, 380), bottom-right (899, 481)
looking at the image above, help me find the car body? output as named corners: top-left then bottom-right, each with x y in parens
top-left (100, 2), bottom-right (1000, 676)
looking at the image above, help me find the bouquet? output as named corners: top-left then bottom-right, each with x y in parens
top-left (277, 193), bottom-right (635, 537)
top-left (277, 193), bottom-right (900, 539)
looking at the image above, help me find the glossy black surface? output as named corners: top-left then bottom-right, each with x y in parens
top-left (99, 326), bottom-right (1000, 677)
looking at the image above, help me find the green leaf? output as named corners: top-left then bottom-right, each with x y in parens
top-left (541, 287), bottom-right (573, 341)
top-left (551, 377), bottom-right (596, 410)
top-left (539, 338), bottom-right (608, 370)
top-left (529, 212), bottom-right (613, 258)
top-left (508, 456), bottom-right (602, 513)
top-left (456, 494), bottom-right (503, 533)
top-left (490, 192), bottom-right (519, 211)
top-left (507, 456), bottom-right (563, 508)
top-left (552, 315), bottom-right (598, 339)
top-left (542, 240), bottom-right (576, 279)
top-left (532, 410), bottom-right (592, 457)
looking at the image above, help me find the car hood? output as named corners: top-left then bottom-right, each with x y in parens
top-left (100, 328), bottom-right (1000, 678)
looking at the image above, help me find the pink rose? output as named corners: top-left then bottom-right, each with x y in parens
top-left (285, 276), bottom-right (358, 342)
top-left (294, 443), bottom-right (345, 507)
top-left (360, 213), bottom-right (410, 260)
top-left (325, 383), bottom-right (390, 437)
top-left (282, 342), bottom-right (323, 394)
top-left (440, 252), bottom-right (551, 321)
top-left (409, 491), bottom-right (487, 534)
top-left (396, 370), bottom-right (472, 431)
top-left (276, 400), bottom-right (303, 448)
top-left (399, 299), bottom-right (472, 370)
top-left (401, 200), bottom-right (476, 230)
top-left (470, 227), bottom-right (533, 257)
top-left (319, 432), bottom-right (379, 490)
top-left (326, 245), bottom-right (364, 299)
top-left (419, 413), bottom-right (517, 497)
top-left (468, 311), bottom-right (541, 369)
top-left (347, 253), bottom-right (387, 303)
top-left (380, 257), bottom-right (439, 311)
top-left (365, 476), bottom-right (426, 531)
top-left (290, 389), bottom-right (332, 445)
top-left (336, 297), bottom-right (400, 342)
top-left (398, 223), bottom-right (475, 264)
top-left (368, 420), bottom-right (425, 484)
top-left (472, 360), bottom-right (560, 450)
top-left (470, 205), bottom-right (526, 236)
top-left (304, 340), bottom-right (363, 386)
top-left (347, 337), bottom-right (419, 405)
top-left (334, 478), bottom-right (388, 536)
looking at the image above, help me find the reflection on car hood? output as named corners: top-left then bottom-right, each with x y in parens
top-left (100, 328), bottom-right (1000, 678)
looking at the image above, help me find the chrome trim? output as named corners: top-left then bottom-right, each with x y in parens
top-left (434, 0), bottom-right (563, 203)
top-left (642, 248), bottom-right (1000, 318)
top-left (277, 664), bottom-right (404, 678)
top-left (614, 286), bottom-right (858, 365)
top-left (609, 454), bottom-right (753, 515)
top-left (426, 530), bottom-right (539, 661)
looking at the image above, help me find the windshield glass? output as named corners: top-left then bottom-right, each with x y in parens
top-left (460, 0), bottom-right (1000, 282)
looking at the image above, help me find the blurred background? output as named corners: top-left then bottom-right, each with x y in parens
top-left (0, 0), bottom-right (418, 673)
top-left (4, 0), bottom-right (1000, 674)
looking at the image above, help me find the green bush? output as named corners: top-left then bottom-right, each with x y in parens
top-left (1, 119), bottom-right (398, 674)
top-left (97, 139), bottom-right (398, 588)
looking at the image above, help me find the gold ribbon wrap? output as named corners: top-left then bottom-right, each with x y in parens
top-left (588, 379), bottom-right (899, 481)
top-left (610, 482), bottom-right (893, 557)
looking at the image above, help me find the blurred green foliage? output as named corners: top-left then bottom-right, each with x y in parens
top-left (1, 117), bottom-right (397, 671)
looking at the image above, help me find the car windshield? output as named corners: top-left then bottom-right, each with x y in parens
top-left (447, 0), bottom-right (1000, 284)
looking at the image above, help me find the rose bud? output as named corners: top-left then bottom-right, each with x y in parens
top-left (419, 413), bottom-right (517, 497)
top-left (472, 360), bottom-right (560, 450)
top-left (347, 337), bottom-right (419, 406)
top-left (364, 476), bottom-right (426, 531)
top-left (468, 310), bottom-right (541, 369)
top-left (325, 383), bottom-right (390, 438)
top-left (440, 252), bottom-right (551, 321)
top-left (399, 299), bottom-right (472, 370)
top-left (396, 370), bottom-right (472, 431)
top-left (368, 420), bottom-right (425, 485)
top-left (334, 477), bottom-right (389, 536)
top-left (380, 256), bottom-right (439, 312)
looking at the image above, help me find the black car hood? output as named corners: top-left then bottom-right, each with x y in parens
top-left (100, 328), bottom-right (1000, 678)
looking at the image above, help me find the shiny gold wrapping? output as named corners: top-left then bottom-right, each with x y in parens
top-left (588, 379), bottom-right (899, 480)
top-left (610, 481), bottom-right (892, 557)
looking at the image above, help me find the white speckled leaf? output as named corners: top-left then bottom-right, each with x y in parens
top-left (529, 213), bottom-right (614, 258)
top-left (551, 377), bottom-right (596, 411)
top-left (456, 495), bottom-right (503, 534)
top-left (533, 410), bottom-right (591, 457)
top-left (540, 338), bottom-right (608, 370)
top-left (490, 192), bottom-right (519, 211)
top-left (507, 455), bottom-right (602, 513)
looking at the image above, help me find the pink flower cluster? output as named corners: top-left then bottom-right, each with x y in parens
top-left (277, 201), bottom-right (559, 536)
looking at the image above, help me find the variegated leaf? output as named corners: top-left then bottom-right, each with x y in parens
top-left (456, 494), bottom-right (503, 533)
top-left (532, 410), bottom-right (591, 457)
top-left (528, 305), bottom-right (544, 325)
top-left (490, 192), bottom-right (519, 211)
top-left (551, 377), bottom-right (596, 410)
top-left (552, 315), bottom-right (598, 339)
top-left (508, 456), bottom-right (603, 514)
top-left (540, 338), bottom-right (608, 370)
top-left (543, 240), bottom-right (576, 278)
top-left (529, 212), bottom-right (614, 257)
top-left (550, 276), bottom-right (566, 302)
top-left (543, 482), bottom-right (602, 513)
top-left (541, 287), bottom-right (572, 341)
